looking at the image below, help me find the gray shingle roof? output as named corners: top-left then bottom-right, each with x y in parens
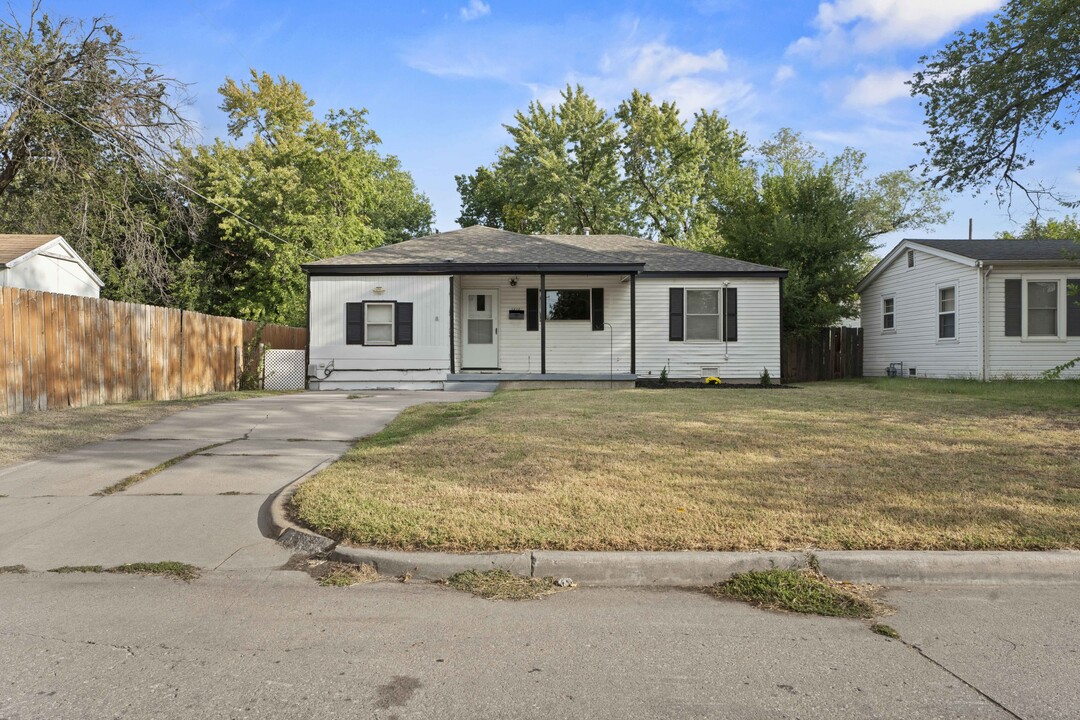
top-left (912, 238), bottom-right (1080, 262)
top-left (305, 226), bottom-right (786, 275)
top-left (541, 234), bottom-right (785, 274)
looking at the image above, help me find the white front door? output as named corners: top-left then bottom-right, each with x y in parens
top-left (462, 290), bottom-right (499, 368)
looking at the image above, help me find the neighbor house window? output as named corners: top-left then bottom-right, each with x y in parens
top-left (882, 297), bottom-right (895, 331)
top-left (685, 289), bottom-right (721, 340)
top-left (365, 302), bottom-right (395, 345)
top-left (544, 289), bottom-right (590, 320)
top-left (938, 286), bottom-right (956, 339)
top-left (1027, 281), bottom-right (1058, 337)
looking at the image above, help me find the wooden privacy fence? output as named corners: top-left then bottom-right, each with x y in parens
top-left (782, 327), bottom-right (863, 383)
top-left (0, 286), bottom-right (306, 415)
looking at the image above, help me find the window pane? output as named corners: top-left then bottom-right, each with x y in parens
top-left (883, 298), bottom-right (894, 313)
top-left (939, 313), bottom-right (955, 339)
top-left (367, 304), bottom-right (393, 323)
top-left (686, 315), bottom-right (720, 340)
top-left (883, 314), bottom-right (894, 330)
top-left (1028, 281), bottom-right (1057, 310)
top-left (939, 287), bottom-right (955, 312)
top-left (1029, 309), bottom-right (1057, 336)
top-left (686, 290), bottom-right (719, 314)
top-left (468, 319), bottom-right (493, 344)
top-left (469, 295), bottom-right (492, 318)
top-left (367, 324), bottom-right (393, 343)
top-left (545, 289), bottom-right (590, 320)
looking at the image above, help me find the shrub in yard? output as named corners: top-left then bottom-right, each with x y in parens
top-left (760, 367), bottom-right (772, 386)
top-left (659, 366), bottom-right (669, 386)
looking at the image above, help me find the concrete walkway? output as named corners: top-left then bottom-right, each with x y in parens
top-left (0, 391), bottom-right (488, 571)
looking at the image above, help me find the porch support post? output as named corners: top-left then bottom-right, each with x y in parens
top-left (448, 275), bottom-right (455, 374)
top-left (630, 273), bottom-right (636, 375)
top-left (539, 273), bottom-right (547, 374)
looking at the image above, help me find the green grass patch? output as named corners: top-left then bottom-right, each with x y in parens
top-left (95, 440), bottom-right (234, 496)
top-left (49, 565), bottom-right (104, 574)
top-left (446, 569), bottom-right (570, 600)
top-left (0, 564), bottom-right (29, 574)
top-left (871, 622), bottom-right (901, 639)
top-left (709, 568), bottom-right (877, 618)
top-left (292, 380), bottom-right (1080, 552)
top-left (108, 561), bottom-right (200, 582)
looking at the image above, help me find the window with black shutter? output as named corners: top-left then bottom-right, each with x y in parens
top-left (526, 288), bottom-right (539, 331)
top-left (345, 302), bottom-right (364, 345)
top-left (1004, 279), bottom-right (1022, 336)
top-left (591, 288), bottom-right (604, 331)
top-left (669, 287), bottom-right (684, 341)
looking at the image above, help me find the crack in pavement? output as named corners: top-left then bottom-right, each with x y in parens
top-left (903, 640), bottom-right (1024, 719)
top-left (1, 630), bottom-right (136, 658)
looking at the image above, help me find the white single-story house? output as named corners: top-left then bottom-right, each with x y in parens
top-left (303, 226), bottom-right (787, 390)
top-left (0, 234), bottom-right (103, 298)
top-left (857, 238), bottom-right (1080, 380)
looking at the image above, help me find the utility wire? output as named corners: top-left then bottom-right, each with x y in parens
top-left (0, 66), bottom-right (320, 260)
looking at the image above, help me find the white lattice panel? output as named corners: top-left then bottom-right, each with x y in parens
top-left (263, 349), bottom-right (306, 390)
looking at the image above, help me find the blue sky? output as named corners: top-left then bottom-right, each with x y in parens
top-left (34, 1), bottom-right (1080, 254)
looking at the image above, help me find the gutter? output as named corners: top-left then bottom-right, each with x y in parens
top-left (979, 262), bottom-right (993, 381)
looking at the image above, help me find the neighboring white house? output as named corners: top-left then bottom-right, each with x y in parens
top-left (857, 238), bottom-right (1080, 379)
top-left (0, 234), bottom-right (103, 298)
top-left (303, 226), bottom-right (787, 390)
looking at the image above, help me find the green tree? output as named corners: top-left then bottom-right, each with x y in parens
top-left (457, 85), bottom-right (631, 234)
top-left (911, 0), bottom-right (1080, 208)
top-left (0, 4), bottom-right (194, 302)
top-left (998, 213), bottom-right (1080, 239)
top-left (716, 131), bottom-right (948, 332)
top-left (179, 71), bottom-right (432, 325)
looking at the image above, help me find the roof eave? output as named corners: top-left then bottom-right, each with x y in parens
top-left (303, 262), bottom-right (645, 275)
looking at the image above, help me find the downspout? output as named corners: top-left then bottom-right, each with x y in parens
top-left (979, 262), bottom-right (993, 381)
top-left (540, 272), bottom-right (547, 374)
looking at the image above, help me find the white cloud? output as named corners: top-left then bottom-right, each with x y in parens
top-left (790, 0), bottom-right (1003, 59)
top-left (622, 42), bottom-right (728, 84)
top-left (773, 64), bottom-right (796, 84)
top-left (844, 68), bottom-right (912, 108)
top-left (459, 0), bottom-right (490, 21)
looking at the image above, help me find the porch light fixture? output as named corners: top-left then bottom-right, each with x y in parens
top-left (373, 286), bottom-right (386, 295)
top-left (510, 277), bottom-right (518, 286)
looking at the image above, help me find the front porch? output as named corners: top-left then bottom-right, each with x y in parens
top-left (444, 372), bottom-right (638, 392)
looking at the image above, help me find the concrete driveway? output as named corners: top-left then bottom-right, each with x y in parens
top-left (0, 391), bottom-right (488, 571)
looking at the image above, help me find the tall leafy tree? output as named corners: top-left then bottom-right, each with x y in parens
top-left (0, 3), bottom-right (194, 302)
top-left (911, 0), bottom-right (1080, 208)
top-left (716, 131), bottom-right (948, 332)
top-left (998, 213), bottom-right (1080, 240)
top-left (179, 71), bottom-right (432, 325)
top-left (458, 85), bottom-right (631, 234)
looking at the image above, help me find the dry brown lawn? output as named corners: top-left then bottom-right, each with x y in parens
top-left (0, 391), bottom-right (283, 468)
top-left (292, 379), bottom-right (1080, 552)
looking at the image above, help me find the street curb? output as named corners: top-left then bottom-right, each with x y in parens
top-left (266, 475), bottom-right (1080, 586)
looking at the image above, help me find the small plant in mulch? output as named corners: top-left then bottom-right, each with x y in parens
top-left (50, 565), bottom-right (105, 574)
top-left (658, 365), bottom-right (669, 387)
top-left (708, 567), bottom-right (885, 619)
top-left (0, 564), bottom-right (29, 574)
top-left (446, 569), bottom-right (574, 601)
top-left (704, 376), bottom-right (722, 386)
top-left (109, 561), bottom-right (200, 582)
top-left (760, 367), bottom-right (772, 386)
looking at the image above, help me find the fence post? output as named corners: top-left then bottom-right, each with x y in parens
top-left (258, 343), bottom-right (266, 390)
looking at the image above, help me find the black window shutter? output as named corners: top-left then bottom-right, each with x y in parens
top-left (724, 287), bottom-right (738, 342)
top-left (346, 302), bottom-right (364, 345)
top-left (591, 288), bottom-right (604, 331)
top-left (669, 287), bottom-right (684, 341)
top-left (1067, 279), bottom-right (1080, 337)
top-left (526, 288), bottom-right (539, 331)
top-left (396, 302), bottom-right (414, 345)
top-left (1004, 279), bottom-right (1022, 337)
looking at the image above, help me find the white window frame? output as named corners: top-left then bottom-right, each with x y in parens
top-left (364, 302), bottom-right (395, 346)
top-left (937, 283), bottom-right (957, 342)
top-left (881, 296), bottom-right (895, 333)
top-left (685, 288), bottom-right (722, 342)
top-left (1021, 275), bottom-right (1068, 341)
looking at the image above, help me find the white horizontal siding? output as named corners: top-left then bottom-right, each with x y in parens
top-left (308, 275), bottom-right (451, 384)
top-left (635, 277), bottom-right (780, 381)
top-left (456, 275), bottom-right (631, 374)
top-left (0, 253), bottom-right (99, 298)
top-left (986, 266), bottom-right (1080, 379)
top-left (860, 248), bottom-right (980, 379)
